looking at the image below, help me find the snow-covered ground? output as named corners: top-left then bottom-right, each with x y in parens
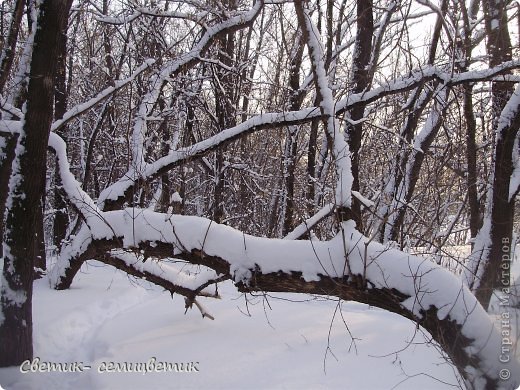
top-left (0, 259), bottom-right (466, 390)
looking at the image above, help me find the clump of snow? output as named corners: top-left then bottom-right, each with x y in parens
top-left (351, 191), bottom-right (374, 208)
top-left (171, 192), bottom-right (182, 203)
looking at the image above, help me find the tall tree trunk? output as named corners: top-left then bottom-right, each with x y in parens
top-left (282, 128), bottom-right (298, 236)
top-left (212, 11), bottom-right (236, 223)
top-left (282, 35), bottom-right (304, 236)
top-left (344, 0), bottom-right (373, 232)
top-left (464, 84), bottom-right (481, 239)
top-left (460, 0), bottom-right (481, 240)
top-left (52, 0), bottom-right (73, 250)
top-left (0, 0), bottom-right (68, 367)
top-left (306, 118), bottom-right (319, 216)
top-left (471, 0), bottom-right (516, 309)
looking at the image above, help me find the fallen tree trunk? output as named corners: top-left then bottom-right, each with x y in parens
top-left (49, 209), bottom-right (520, 390)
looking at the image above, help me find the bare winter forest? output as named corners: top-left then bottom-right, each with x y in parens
top-left (0, 0), bottom-right (520, 389)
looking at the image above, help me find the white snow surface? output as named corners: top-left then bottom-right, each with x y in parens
top-left (1, 260), bottom-right (464, 390)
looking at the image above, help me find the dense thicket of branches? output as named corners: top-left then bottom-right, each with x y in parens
top-left (0, 0), bottom-right (520, 388)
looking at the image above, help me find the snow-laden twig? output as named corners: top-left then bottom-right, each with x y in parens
top-left (51, 59), bottom-right (156, 134)
top-left (296, 1), bottom-right (353, 208)
top-left (96, 60), bottom-right (520, 210)
top-left (0, 97), bottom-right (23, 120)
top-left (283, 203), bottom-right (335, 240)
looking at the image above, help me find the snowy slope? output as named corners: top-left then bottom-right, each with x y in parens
top-left (0, 260), bottom-right (462, 390)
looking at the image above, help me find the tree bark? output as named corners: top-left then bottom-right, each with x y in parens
top-left (344, 0), bottom-right (373, 231)
top-left (0, 134), bottom-right (17, 258)
top-left (0, 0), bottom-right (68, 367)
top-left (472, 0), bottom-right (516, 309)
top-left (212, 8), bottom-right (237, 223)
top-left (52, 0), bottom-right (73, 249)
top-left (464, 84), bottom-right (481, 238)
top-left (460, 0), bottom-right (481, 240)
top-left (282, 36), bottom-right (304, 236)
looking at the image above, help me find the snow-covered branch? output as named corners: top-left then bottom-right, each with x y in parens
top-left (283, 203), bottom-right (335, 240)
top-left (94, 60), bottom-right (520, 212)
top-left (0, 97), bottom-right (22, 120)
top-left (101, 250), bottom-right (227, 301)
top-left (295, 0), bottom-right (353, 210)
top-left (336, 59), bottom-right (520, 112)
top-left (380, 86), bottom-right (449, 242)
top-left (51, 59), bottom-right (157, 134)
top-left (48, 207), bottom-right (520, 389)
top-left (48, 132), bottom-right (114, 239)
top-left (98, 107), bottom-right (321, 209)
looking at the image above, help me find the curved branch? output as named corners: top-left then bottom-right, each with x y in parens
top-left (50, 225), bottom-right (227, 305)
top-left (49, 208), bottom-right (520, 389)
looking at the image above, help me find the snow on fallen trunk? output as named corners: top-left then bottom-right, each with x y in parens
top-left (49, 224), bottom-right (225, 303)
top-left (340, 221), bottom-right (519, 389)
top-left (48, 207), bottom-right (519, 389)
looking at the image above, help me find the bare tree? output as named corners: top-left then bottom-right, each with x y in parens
top-left (464, 0), bottom-right (519, 310)
top-left (0, 0), bottom-right (71, 367)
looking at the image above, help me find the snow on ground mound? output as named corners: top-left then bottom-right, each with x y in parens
top-left (0, 260), bottom-right (460, 389)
